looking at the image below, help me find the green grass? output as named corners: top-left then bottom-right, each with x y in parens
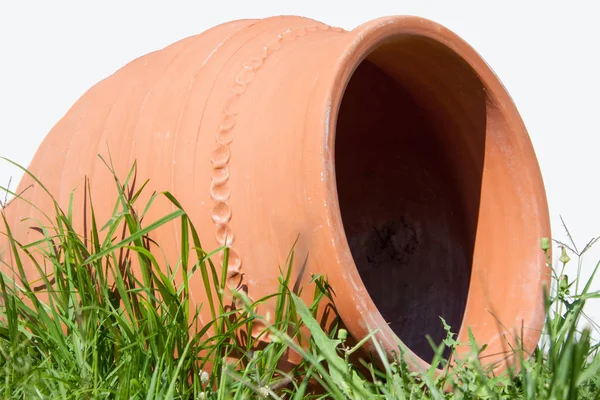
top-left (0, 158), bottom-right (599, 399)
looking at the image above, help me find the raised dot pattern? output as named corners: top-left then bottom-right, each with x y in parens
top-left (208, 23), bottom-right (345, 299)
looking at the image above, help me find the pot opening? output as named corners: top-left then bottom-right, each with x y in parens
top-left (334, 35), bottom-right (488, 362)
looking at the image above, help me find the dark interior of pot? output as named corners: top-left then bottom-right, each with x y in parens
top-left (334, 36), bottom-right (487, 362)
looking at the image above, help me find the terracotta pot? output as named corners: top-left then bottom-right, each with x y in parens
top-left (0, 15), bottom-right (551, 374)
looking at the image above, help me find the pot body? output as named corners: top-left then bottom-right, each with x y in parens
top-left (0, 15), bottom-right (551, 373)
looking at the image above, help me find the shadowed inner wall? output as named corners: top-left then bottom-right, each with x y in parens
top-left (334, 36), bottom-right (488, 362)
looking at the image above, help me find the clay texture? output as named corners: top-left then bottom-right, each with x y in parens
top-left (0, 15), bottom-right (551, 373)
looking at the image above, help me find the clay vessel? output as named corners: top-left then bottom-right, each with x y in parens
top-left (0, 15), bottom-right (551, 374)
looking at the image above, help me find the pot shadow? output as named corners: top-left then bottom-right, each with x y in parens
top-left (334, 36), bottom-right (487, 363)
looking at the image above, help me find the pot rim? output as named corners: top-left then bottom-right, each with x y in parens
top-left (318, 15), bottom-right (552, 373)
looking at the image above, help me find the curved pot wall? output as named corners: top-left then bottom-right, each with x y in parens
top-left (0, 15), bottom-right (551, 373)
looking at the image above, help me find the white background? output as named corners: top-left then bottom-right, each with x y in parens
top-left (1, 1), bottom-right (599, 337)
